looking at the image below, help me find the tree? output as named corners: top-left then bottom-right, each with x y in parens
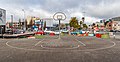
top-left (80, 21), bottom-right (83, 25)
top-left (69, 17), bottom-right (80, 29)
top-left (60, 23), bottom-right (66, 29)
top-left (83, 24), bottom-right (88, 30)
top-left (104, 21), bottom-right (109, 27)
top-left (93, 23), bottom-right (95, 26)
top-left (82, 17), bottom-right (85, 23)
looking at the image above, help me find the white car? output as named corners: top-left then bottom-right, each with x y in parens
top-left (53, 30), bottom-right (61, 35)
top-left (61, 30), bottom-right (69, 33)
top-left (44, 30), bottom-right (54, 34)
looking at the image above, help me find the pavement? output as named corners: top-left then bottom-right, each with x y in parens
top-left (0, 32), bottom-right (35, 38)
top-left (113, 32), bottom-right (120, 39)
top-left (0, 35), bottom-right (120, 62)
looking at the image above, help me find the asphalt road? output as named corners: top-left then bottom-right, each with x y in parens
top-left (0, 35), bottom-right (120, 62)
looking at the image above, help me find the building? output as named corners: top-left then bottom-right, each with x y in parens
top-left (92, 22), bottom-right (105, 31)
top-left (26, 16), bottom-right (55, 31)
top-left (112, 17), bottom-right (120, 31)
top-left (105, 17), bottom-right (120, 31)
top-left (6, 21), bottom-right (25, 29)
top-left (112, 17), bottom-right (120, 21)
top-left (0, 8), bottom-right (6, 34)
top-left (106, 21), bottom-right (112, 31)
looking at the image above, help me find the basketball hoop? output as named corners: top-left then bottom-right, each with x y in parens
top-left (53, 12), bottom-right (66, 21)
top-left (53, 12), bottom-right (66, 39)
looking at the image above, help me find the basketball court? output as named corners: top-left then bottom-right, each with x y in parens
top-left (5, 35), bottom-right (116, 52)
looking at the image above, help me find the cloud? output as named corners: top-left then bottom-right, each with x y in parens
top-left (85, 0), bottom-right (120, 19)
top-left (0, 0), bottom-right (120, 24)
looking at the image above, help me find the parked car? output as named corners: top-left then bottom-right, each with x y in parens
top-left (60, 29), bottom-right (69, 33)
top-left (35, 30), bottom-right (45, 35)
top-left (71, 30), bottom-right (82, 35)
top-left (53, 30), bottom-right (61, 35)
top-left (44, 30), bottom-right (54, 35)
top-left (14, 29), bottom-right (25, 34)
top-left (5, 29), bottom-right (13, 34)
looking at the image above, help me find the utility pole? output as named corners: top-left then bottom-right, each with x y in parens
top-left (22, 9), bottom-right (26, 31)
top-left (11, 15), bottom-right (13, 34)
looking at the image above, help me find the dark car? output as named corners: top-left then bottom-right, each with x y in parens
top-left (14, 29), bottom-right (25, 34)
top-left (5, 29), bottom-right (13, 34)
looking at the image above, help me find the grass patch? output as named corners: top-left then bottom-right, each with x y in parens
top-left (35, 35), bottom-right (45, 39)
top-left (19, 36), bottom-right (27, 38)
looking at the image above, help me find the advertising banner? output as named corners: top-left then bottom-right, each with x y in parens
top-left (0, 8), bottom-right (6, 25)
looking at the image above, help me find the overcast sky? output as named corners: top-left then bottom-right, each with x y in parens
top-left (0, 0), bottom-right (120, 24)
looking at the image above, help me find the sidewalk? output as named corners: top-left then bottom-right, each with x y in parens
top-left (115, 35), bottom-right (120, 39)
top-left (0, 32), bottom-right (35, 38)
top-left (110, 35), bottom-right (120, 39)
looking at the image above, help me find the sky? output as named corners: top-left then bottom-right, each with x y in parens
top-left (0, 0), bottom-right (120, 24)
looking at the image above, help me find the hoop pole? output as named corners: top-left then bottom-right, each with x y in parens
top-left (58, 19), bottom-right (61, 39)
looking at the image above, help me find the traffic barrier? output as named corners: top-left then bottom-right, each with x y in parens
top-left (109, 32), bottom-right (113, 36)
top-left (82, 34), bottom-right (85, 36)
top-left (50, 32), bottom-right (55, 36)
top-left (61, 32), bottom-right (65, 36)
top-left (95, 34), bottom-right (101, 38)
top-left (88, 34), bottom-right (94, 36)
top-left (77, 34), bottom-right (81, 36)
top-left (86, 33), bottom-right (88, 36)
top-left (28, 36), bottom-right (35, 39)
top-left (101, 34), bottom-right (110, 39)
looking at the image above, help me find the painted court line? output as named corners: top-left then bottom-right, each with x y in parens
top-left (75, 39), bottom-right (86, 46)
top-left (5, 38), bottom-right (116, 52)
top-left (34, 39), bottom-right (44, 46)
top-left (6, 41), bottom-right (50, 52)
top-left (40, 44), bottom-right (80, 49)
top-left (74, 40), bottom-right (116, 52)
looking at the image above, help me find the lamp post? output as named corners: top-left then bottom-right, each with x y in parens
top-left (22, 9), bottom-right (26, 31)
top-left (82, 12), bottom-right (85, 23)
top-left (53, 12), bottom-right (66, 39)
top-left (11, 15), bottom-right (13, 34)
top-left (1, 27), bottom-right (3, 39)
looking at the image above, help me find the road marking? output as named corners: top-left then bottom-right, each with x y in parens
top-left (34, 39), bottom-right (44, 46)
top-left (75, 39), bottom-right (86, 46)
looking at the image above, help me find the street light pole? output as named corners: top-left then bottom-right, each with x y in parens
top-left (82, 12), bottom-right (85, 23)
top-left (22, 9), bottom-right (26, 31)
top-left (11, 15), bottom-right (13, 34)
top-left (1, 27), bottom-right (3, 39)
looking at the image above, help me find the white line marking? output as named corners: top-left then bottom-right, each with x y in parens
top-left (34, 39), bottom-right (44, 46)
top-left (76, 39), bottom-right (86, 46)
top-left (75, 40), bottom-right (116, 52)
top-left (88, 41), bottom-right (116, 51)
top-left (5, 39), bottom-right (116, 52)
top-left (40, 45), bottom-right (80, 49)
top-left (6, 41), bottom-right (49, 52)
